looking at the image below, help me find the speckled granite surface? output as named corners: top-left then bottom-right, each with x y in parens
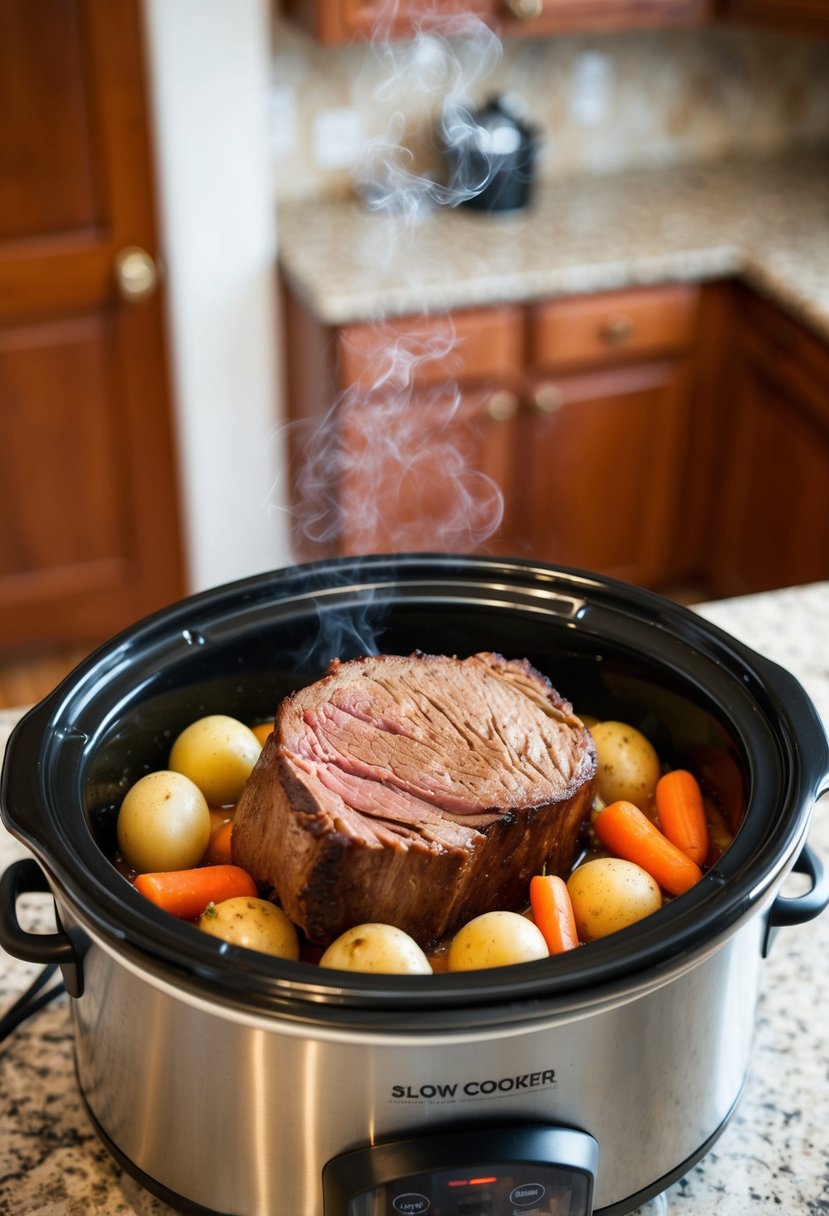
top-left (278, 149), bottom-right (829, 339)
top-left (0, 582), bottom-right (827, 1215)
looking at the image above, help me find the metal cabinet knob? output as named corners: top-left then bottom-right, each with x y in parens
top-left (532, 382), bottom-right (564, 415)
top-left (114, 246), bottom-right (159, 302)
top-left (505, 0), bottom-right (544, 18)
top-left (600, 313), bottom-right (634, 346)
top-left (486, 388), bottom-right (519, 422)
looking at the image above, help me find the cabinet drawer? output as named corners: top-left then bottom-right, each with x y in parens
top-left (529, 285), bottom-right (699, 370)
top-left (337, 307), bottom-right (524, 391)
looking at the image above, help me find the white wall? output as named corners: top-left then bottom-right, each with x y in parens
top-left (143, 0), bottom-right (292, 594)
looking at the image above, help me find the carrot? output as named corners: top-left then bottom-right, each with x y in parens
top-left (203, 818), bottom-right (234, 866)
top-left (251, 721), bottom-right (273, 747)
top-left (593, 800), bottom-right (703, 896)
top-left (655, 769), bottom-right (709, 865)
top-left (133, 864), bottom-right (256, 920)
top-left (530, 874), bottom-right (579, 953)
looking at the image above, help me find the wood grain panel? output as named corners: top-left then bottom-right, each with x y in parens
top-left (0, 0), bottom-right (101, 240)
top-left (0, 314), bottom-right (127, 580)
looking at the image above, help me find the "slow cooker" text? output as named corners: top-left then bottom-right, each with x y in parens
top-left (390, 1070), bottom-right (556, 1101)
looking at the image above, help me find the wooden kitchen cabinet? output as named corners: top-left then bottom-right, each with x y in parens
top-left (719, 0), bottom-right (829, 36)
top-left (281, 282), bottom-right (703, 591)
top-left (706, 289), bottom-right (829, 597)
top-left (284, 296), bottom-right (525, 558)
top-left (280, 0), bottom-right (711, 43)
top-left (518, 285), bottom-right (701, 588)
top-left (0, 0), bottom-right (184, 655)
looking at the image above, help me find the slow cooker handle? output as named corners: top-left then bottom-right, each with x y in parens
top-left (0, 858), bottom-right (83, 997)
top-left (763, 842), bottom-right (829, 957)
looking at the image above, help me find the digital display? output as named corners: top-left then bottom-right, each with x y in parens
top-left (346, 1161), bottom-right (592, 1215)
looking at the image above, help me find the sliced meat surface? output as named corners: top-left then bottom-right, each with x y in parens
top-left (232, 652), bottom-right (596, 949)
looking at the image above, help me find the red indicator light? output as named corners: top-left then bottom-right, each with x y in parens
top-left (447, 1176), bottom-right (497, 1188)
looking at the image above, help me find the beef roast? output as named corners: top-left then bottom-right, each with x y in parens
top-left (232, 652), bottom-right (596, 949)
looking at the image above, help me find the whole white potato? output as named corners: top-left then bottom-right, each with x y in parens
top-left (198, 897), bottom-right (299, 959)
top-left (566, 857), bottom-right (662, 942)
top-left (590, 720), bottom-right (661, 808)
top-left (116, 770), bottom-right (211, 873)
top-left (447, 911), bottom-right (549, 972)
top-left (319, 924), bottom-right (432, 975)
top-left (168, 714), bottom-right (262, 806)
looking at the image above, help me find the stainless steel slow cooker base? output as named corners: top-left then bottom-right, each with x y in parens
top-left (65, 905), bottom-right (764, 1215)
top-left (2, 557), bottom-right (827, 1216)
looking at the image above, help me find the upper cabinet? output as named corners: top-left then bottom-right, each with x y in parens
top-left (280, 0), bottom-right (712, 43)
top-left (719, 0), bottom-right (829, 35)
top-left (279, 0), bottom-right (829, 39)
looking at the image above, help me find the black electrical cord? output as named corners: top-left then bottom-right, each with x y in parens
top-left (0, 965), bottom-right (66, 1044)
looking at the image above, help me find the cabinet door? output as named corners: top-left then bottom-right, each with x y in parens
top-left (708, 323), bottom-right (829, 597)
top-left (519, 360), bottom-right (694, 587)
top-left (0, 0), bottom-right (183, 651)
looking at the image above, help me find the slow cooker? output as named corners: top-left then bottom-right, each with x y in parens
top-left (1, 555), bottom-right (827, 1216)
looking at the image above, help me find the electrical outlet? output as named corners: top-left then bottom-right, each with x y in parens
top-left (313, 107), bottom-right (368, 171)
top-left (570, 52), bottom-right (614, 125)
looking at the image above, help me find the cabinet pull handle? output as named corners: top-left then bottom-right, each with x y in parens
top-left (114, 246), bottom-right (160, 302)
top-left (532, 382), bottom-right (564, 415)
top-left (600, 313), bottom-right (634, 345)
top-left (504, 0), bottom-right (544, 17)
top-left (486, 389), bottom-right (519, 422)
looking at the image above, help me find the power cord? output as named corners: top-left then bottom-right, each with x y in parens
top-left (0, 965), bottom-right (66, 1044)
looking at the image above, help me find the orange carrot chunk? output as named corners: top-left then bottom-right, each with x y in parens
top-left (133, 864), bottom-right (257, 920)
top-left (655, 769), bottom-right (709, 866)
top-left (593, 800), bottom-right (703, 896)
top-left (203, 818), bottom-right (234, 866)
top-left (530, 874), bottom-right (579, 953)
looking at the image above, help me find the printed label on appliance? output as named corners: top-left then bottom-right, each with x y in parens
top-left (389, 1069), bottom-right (557, 1105)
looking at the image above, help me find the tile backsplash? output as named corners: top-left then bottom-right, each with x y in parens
top-left (270, 16), bottom-right (829, 203)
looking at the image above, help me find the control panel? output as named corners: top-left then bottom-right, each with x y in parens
top-left (323, 1125), bottom-right (599, 1216)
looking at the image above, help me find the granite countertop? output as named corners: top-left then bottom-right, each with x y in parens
top-left (1, 581), bottom-right (828, 1215)
top-left (278, 148), bottom-right (829, 340)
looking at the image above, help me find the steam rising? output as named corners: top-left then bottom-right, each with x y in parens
top-left (292, 318), bottom-right (504, 556)
top-left (276, 7), bottom-right (515, 661)
top-left (353, 12), bottom-right (505, 220)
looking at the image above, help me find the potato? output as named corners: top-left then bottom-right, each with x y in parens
top-left (590, 720), bottom-right (661, 808)
top-left (168, 714), bottom-right (262, 806)
top-left (117, 770), bottom-right (211, 874)
top-left (447, 911), bottom-right (549, 972)
top-left (198, 897), bottom-right (300, 959)
top-left (566, 857), bottom-right (662, 941)
top-left (319, 924), bottom-right (432, 975)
